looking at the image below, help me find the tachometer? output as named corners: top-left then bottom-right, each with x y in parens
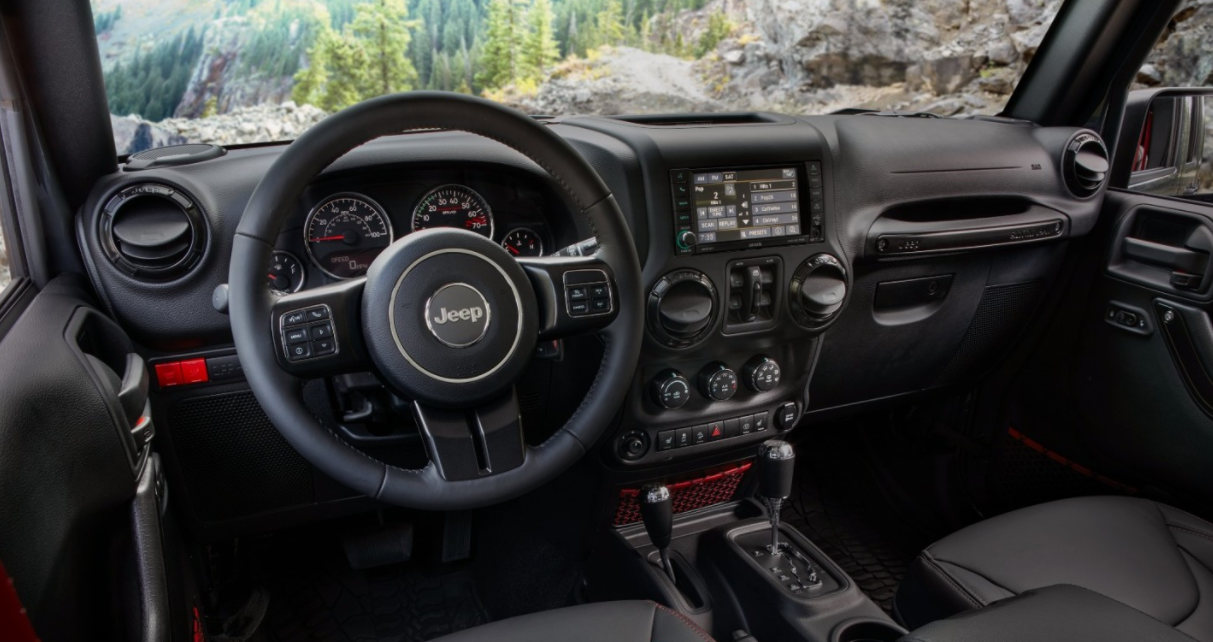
top-left (411, 185), bottom-right (494, 238)
top-left (304, 193), bottom-right (393, 279)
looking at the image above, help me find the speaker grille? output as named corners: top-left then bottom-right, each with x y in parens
top-left (168, 391), bottom-right (314, 523)
top-left (936, 281), bottom-right (1043, 385)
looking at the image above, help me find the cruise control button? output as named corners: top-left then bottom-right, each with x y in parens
top-left (657, 430), bottom-right (677, 451)
top-left (568, 287), bottom-right (589, 301)
top-left (590, 298), bottom-right (610, 313)
top-left (286, 342), bottom-right (312, 361)
top-left (312, 339), bottom-right (336, 356)
top-left (283, 310), bottom-right (308, 326)
top-left (285, 327), bottom-right (309, 344)
top-left (569, 300), bottom-right (590, 316)
top-left (590, 284), bottom-right (609, 299)
top-left (306, 306), bottom-right (329, 321)
top-left (310, 323), bottom-right (333, 340)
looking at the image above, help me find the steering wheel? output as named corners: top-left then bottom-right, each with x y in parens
top-left (229, 92), bottom-right (643, 510)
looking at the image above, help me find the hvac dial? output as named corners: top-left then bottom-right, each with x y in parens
top-left (411, 185), bottom-right (494, 239)
top-left (304, 193), bottom-right (393, 279)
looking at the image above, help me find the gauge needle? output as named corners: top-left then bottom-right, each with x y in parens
top-left (309, 235), bottom-right (345, 242)
top-left (506, 245), bottom-right (520, 255)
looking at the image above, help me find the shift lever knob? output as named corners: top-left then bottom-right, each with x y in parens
top-left (638, 483), bottom-right (673, 551)
top-left (759, 440), bottom-right (796, 500)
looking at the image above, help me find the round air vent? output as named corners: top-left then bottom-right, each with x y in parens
top-left (99, 184), bottom-right (207, 281)
top-left (1063, 132), bottom-right (1109, 198)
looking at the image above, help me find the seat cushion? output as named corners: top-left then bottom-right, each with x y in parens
top-left (431, 600), bottom-right (714, 642)
top-left (895, 496), bottom-right (1213, 641)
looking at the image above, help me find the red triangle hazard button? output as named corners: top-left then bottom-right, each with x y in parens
top-left (711, 425), bottom-right (723, 437)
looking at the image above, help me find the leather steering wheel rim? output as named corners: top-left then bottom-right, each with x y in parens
top-left (228, 92), bottom-right (643, 510)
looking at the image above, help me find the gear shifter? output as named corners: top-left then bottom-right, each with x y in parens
top-left (758, 440), bottom-right (796, 553)
top-left (638, 483), bottom-right (677, 584)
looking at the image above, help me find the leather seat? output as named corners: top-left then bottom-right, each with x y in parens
top-left (431, 600), bottom-right (714, 642)
top-left (895, 496), bottom-right (1213, 640)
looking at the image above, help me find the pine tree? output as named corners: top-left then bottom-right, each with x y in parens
top-left (350, 0), bottom-right (420, 96)
top-left (476, 0), bottom-right (527, 91)
top-left (522, 0), bottom-right (559, 81)
top-left (596, 0), bottom-right (626, 47)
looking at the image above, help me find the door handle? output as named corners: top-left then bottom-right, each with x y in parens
top-left (117, 353), bottom-right (153, 446)
top-left (1123, 238), bottom-right (1210, 274)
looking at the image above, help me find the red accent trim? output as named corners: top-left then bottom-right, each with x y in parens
top-left (1006, 427), bottom-right (1138, 493)
top-left (0, 561), bottom-right (40, 642)
top-left (179, 359), bottom-right (209, 384)
top-left (614, 461), bottom-right (752, 525)
top-left (192, 605), bottom-right (205, 642)
top-left (155, 362), bottom-right (183, 387)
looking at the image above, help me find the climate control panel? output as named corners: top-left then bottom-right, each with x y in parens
top-left (647, 355), bottom-right (781, 408)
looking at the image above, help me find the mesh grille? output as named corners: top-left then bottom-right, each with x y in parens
top-left (167, 391), bottom-right (314, 523)
top-left (613, 461), bottom-right (751, 525)
top-left (936, 281), bottom-right (1043, 384)
top-left (128, 143), bottom-right (217, 161)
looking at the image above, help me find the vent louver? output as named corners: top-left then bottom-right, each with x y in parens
top-left (1063, 132), bottom-right (1109, 198)
top-left (100, 184), bottom-right (206, 281)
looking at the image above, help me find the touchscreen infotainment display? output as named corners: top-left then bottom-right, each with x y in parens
top-left (691, 167), bottom-right (802, 245)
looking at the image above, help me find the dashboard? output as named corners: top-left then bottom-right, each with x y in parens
top-left (267, 167), bottom-right (564, 293)
top-left (74, 113), bottom-right (1108, 532)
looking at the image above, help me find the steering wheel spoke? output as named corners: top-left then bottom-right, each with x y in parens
top-left (519, 254), bottom-right (620, 339)
top-left (271, 277), bottom-right (370, 377)
top-left (412, 389), bottom-right (526, 481)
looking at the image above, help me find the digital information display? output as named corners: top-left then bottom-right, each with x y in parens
top-left (691, 167), bottom-right (803, 245)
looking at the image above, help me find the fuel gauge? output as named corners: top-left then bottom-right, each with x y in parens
top-left (501, 228), bottom-right (544, 257)
top-left (268, 251), bottom-right (306, 293)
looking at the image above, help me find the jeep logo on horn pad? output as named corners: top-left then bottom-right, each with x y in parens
top-left (424, 283), bottom-right (491, 348)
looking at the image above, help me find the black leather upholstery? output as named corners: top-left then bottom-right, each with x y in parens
top-left (431, 601), bottom-right (714, 642)
top-left (900, 584), bottom-right (1198, 642)
top-left (896, 496), bottom-right (1213, 640)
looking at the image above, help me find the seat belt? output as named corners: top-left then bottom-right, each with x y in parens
top-left (0, 560), bottom-right (39, 642)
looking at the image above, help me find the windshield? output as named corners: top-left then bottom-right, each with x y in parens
top-left (96, 0), bottom-right (1065, 155)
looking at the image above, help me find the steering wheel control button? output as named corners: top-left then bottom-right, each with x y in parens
top-left (651, 370), bottom-right (692, 409)
top-left (777, 403), bottom-right (799, 430)
top-left (699, 362), bottom-right (739, 401)
top-left (280, 304), bottom-right (339, 362)
top-left (564, 270), bottom-right (613, 318)
top-left (744, 355), bottom-right (782, 392)
top-left (424, 282), bottom-right (492, 349)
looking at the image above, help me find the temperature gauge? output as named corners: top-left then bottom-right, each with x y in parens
top-left (268, 251), bottom-right (306, 293)
top-left (501, 228), bottom-right (544, 257)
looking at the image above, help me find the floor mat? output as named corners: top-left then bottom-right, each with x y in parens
top-left (782, 432), bottom-right (929, 615)
top-left (260, 562), bottom-right (488, 642)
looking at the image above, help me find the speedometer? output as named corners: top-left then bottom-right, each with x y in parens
top-left (411, 185), bottom-right (494, 238)
top-left (304, 193), bottom-right (393, 279)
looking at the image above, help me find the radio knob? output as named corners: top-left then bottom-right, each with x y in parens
top-left (743, 355), bottom-right (782, 392)
top-left (651, 370), bottom-right (692, 409)
top-left (676, 230), bottom-right (698, 250)
top-left (790, 254), bottom-right (847, 326)
top-left (699, 362), bottom-right (739, 401)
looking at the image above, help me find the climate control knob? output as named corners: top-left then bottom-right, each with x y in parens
top-left (790, 254), bottom-right (847, 328)
top-left (743, 355), bottom-right (782, 392)
top-left (699, 362), bottom-right (739, 401)
top-left (651, 369), bottom-right (692, 409)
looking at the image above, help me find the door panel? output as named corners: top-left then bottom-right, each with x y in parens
top-left (1071, 189), bottom-right (1213, 502)
top-left (0, 275), bottom-right (164, 642)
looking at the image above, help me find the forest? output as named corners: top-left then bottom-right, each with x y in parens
top-left (100, 0), bottom-right (725, 120)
